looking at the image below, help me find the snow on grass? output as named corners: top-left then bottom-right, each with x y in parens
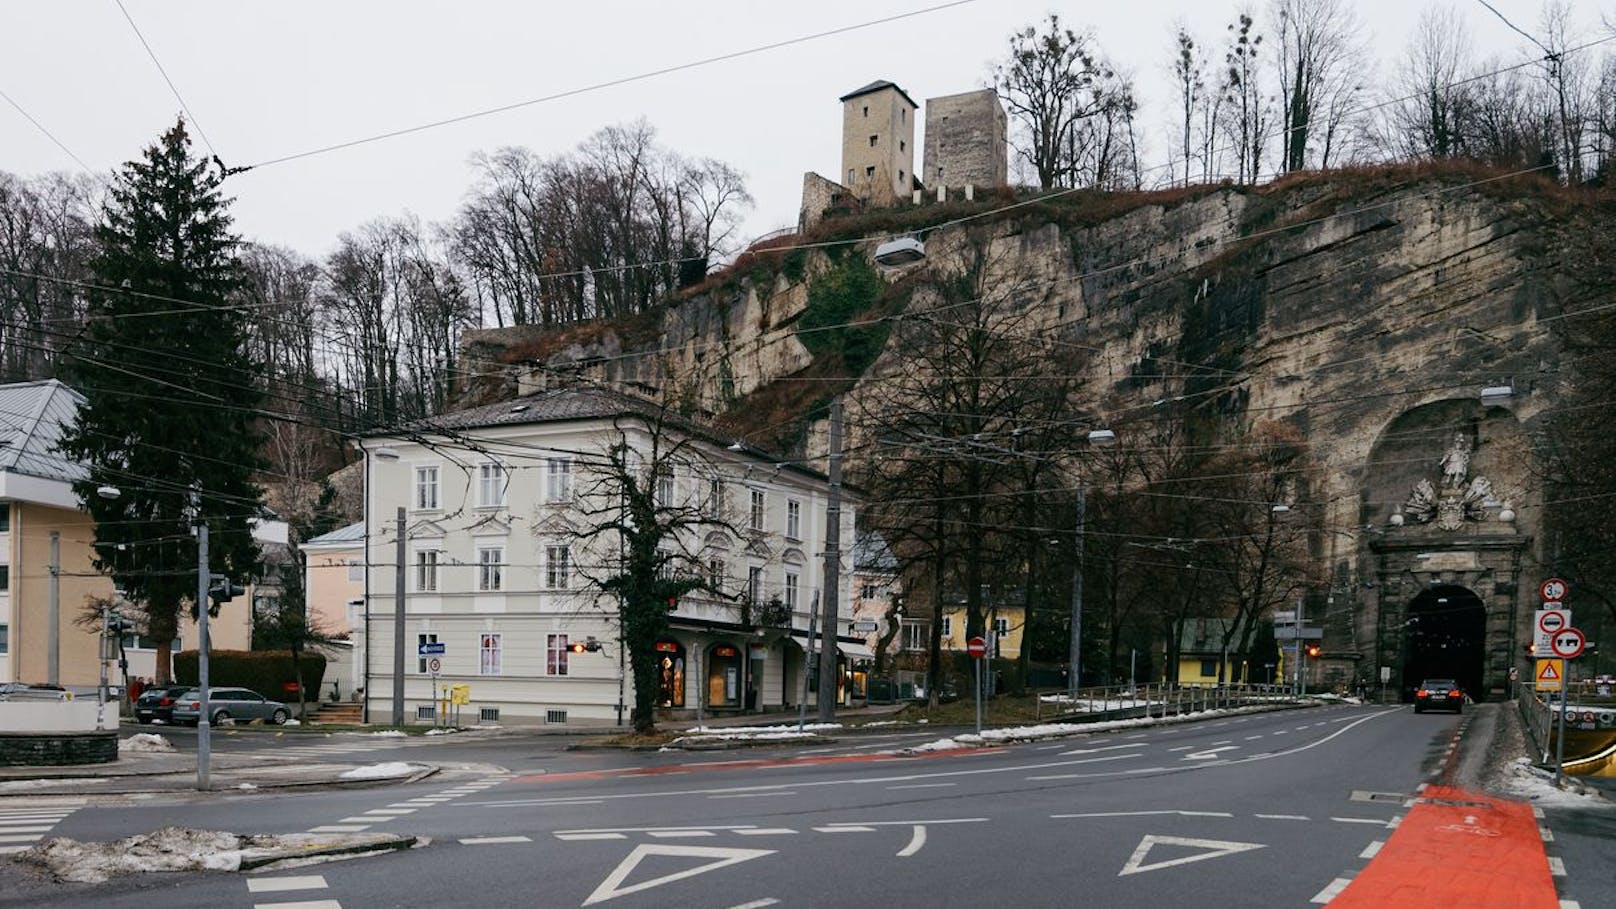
top-left (423, 728), bottom-right (458, 736)
top-left (363, 730), bottom-right (408, 738)
top-left (681, 723), bottom-right (840, 735)
top-left (118, 733), bottom-right (175, 753)
top-left (281, 719), bottom-right (300, 726)
top-left (668, 731), bottom-right (821, 747)
top-left (1498, 758), bottom-right (1614, 808)
top-left (339, 762), bottom-right (420, 781)
top-left (18, 828), bottom-right (400, 883)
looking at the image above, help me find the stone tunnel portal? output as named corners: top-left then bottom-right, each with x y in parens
top-left (1400, 584), bottom-right (1488, 701)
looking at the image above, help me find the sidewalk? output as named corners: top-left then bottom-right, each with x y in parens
top-left (0, 748), bottom-right (437, 796)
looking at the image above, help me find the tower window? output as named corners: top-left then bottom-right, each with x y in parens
top-left (869, 135), bottom-right (878, 147)
top-left (898, 170), bottom-right (904, 182)
top-left (865, 166), bottom-right (875, 178)
top-left (863, 105), bottom-right (869, 117)
top-left (899, 140), bottom-right (905, 152)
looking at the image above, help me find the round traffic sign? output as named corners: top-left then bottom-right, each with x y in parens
top-left (1550, 627), bottom-right (1586, 659)
top-left (427, 657), bottom-right (443, 673)
top-left (1540, 578), bottom-right (1569, 603)
top-left (1539, 610), bottom-right (1569, 635)
top-left (966, 636), bottom-right (987, 659)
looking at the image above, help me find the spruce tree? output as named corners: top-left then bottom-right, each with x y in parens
top-left (60, 118), bottom-right (265, 683)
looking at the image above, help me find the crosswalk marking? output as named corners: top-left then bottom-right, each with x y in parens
top-left (307, 825), bottom-right (370, 834)
top-left (247, 876), bottom-right (328, 893)
top-left (250, 900), bottom-right (342, 909)
top-left (0, 803), bottom-right (80, 853)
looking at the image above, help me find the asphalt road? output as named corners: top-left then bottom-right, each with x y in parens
top-left (3, 704), bottom-right (1610, 909)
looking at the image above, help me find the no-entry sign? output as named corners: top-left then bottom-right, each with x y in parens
top-left (966, 636), bottom-right (987, 659)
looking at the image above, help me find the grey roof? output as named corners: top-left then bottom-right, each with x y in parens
top-left (839, 79), bottom-right (918, 109)
top-left (1177, 617), bottom-right (1241, 654)
top-left (0, 379), bottom-right (87, 485)
top-left (304, 520), bottom-right (365, 547)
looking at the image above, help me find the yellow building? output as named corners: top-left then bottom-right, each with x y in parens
top-left (1172, 618), bottom-right (1253, 687)
top-left (938, 602), bottom-right (1026, 660)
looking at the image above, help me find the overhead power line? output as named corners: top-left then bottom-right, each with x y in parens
top-left (0, 87), bottom-right (95, 173)
top-left (113, 0), bottom-right (221, 159)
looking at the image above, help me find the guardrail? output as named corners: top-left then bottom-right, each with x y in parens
top-left (1032, 682), bottom-right (1303, 723)
top-left (1516, 681), bottom-right (1555, 762)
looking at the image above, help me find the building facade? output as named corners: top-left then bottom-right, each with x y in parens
top-left (839, 80), bottom-right (918, 206)
top-left (359, 387), bottom-right (862, 727)
top-left (922, 88), bottom-right (1008, 191)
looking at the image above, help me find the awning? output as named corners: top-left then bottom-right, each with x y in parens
top-left (785, 635), bottom-right (874, 659)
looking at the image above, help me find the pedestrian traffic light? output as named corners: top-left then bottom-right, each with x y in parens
top-left (1305, 643), bottom-right (1321, 658)
top-left (208, 580), bottom-right (245, 608)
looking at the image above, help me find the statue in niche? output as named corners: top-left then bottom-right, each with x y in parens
top-left (1401, 432), bottom-right (1500, 532)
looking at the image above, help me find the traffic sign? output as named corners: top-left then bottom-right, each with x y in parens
top-left (426, 657), bottom-right (443, 674)
top-left (1535, 609), bottom-right (1572, 651)
top-left (1540, 578), bottom-right (1569, 603)
top-left (852, 620), bottom-right (878, 633)
top-left (1535, 659), bottom-right (1565, 692)
top-left (1550, 627), bottom-right (1586, 659)
top-left (418, 642), bottom-right (446, 656)
top-left (966, 636), bottom-right (987, 659)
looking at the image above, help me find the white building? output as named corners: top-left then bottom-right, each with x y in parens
top-left (358, 386), bottom-right (864, 727)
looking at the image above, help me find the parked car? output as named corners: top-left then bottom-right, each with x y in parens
top-left (1413, 679), bottom-right (1465, 713)
top-left (170, 688), bottom-right (290, 726)
top-left (132, 685), bottom-right (193, 724)
top-left (0, 683), bottom-right (72, 702)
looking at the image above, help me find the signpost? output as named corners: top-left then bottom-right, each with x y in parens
top-left (1535, 609), bottom-right (1572, 653)
top-left (1550, 628), bottom-right (1586, 660)
top-left (967, 636), bottom-right (986, 736)
top-left (418, 642), bottom-right (446, 728)
top-left (1540, 578), bottom-right (1569, 604)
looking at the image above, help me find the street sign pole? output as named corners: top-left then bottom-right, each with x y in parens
top-left (974, 654), bottom-right (982, 736)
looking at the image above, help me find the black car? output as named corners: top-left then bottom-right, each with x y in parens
top-left (1413, 678), bottom-right (1465, 713)
top-left (133, 685), bottom-right (192, 724)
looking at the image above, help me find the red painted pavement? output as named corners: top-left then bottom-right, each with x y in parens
top-left (1329, 785), bottom-right (1559, 909)
top-left (512, 745), bottom-right (995, 784)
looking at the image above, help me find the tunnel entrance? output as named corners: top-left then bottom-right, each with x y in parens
top-left (1401, 585), bottom-right (1488, 701)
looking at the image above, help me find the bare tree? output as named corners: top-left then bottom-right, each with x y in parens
top-left (1379, 5), bottom-right (1474, 160)
top-left (1222, 11), bottom-right (1270, 183)
top-left (0, 171), bottom-right (98, 381)
top-left (1170, 26), bottom-right (1208, 185)
top-left (1272, 0), bottom-right (1366, 171)
top-left (994, 14), bottom-right (1122, 189)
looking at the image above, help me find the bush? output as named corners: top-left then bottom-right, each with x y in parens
top-left (173, 649), bottom-right (326, 703)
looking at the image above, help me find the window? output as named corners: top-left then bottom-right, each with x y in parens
top-left (940, 615), bottom-right (953, 638)
top-left (479, 633), bottom-right (502, 675)
top-left (0, 621), bottom-right (8, 655)
top-left (1200, 658), bottom-right (1218, 678)
top-left (786, 499), bottom-right (801, 539)
top-left (900, 107), bottom-right (906, 121)
top-left (899, 140), bottom-right (905, 152)
top-left (416, 705), bottom-right (436, 720)
top-left (416, 550), bottom-right (439, 591)
top-left (747, 566), bottom-right (763, 603)
top-left (705, 476), bottom-right (723, 517)
top-left (902, 623), bottom-right (927, 651)
top-left (749, 489), bottom-right (765, 532)
top-left (477, 546), bottom-right (504, 591)
top-left (544, 544), bottom-right (571, 590)
top-left (862, 105), bottom-right (868, 117)
top-left (655, 466), bottom-right (674, 507)
top-left (0, 564), bottom-right (8, 590)
top-left (707, 558), bottom-right (726, 591)
top-left (546, 458), bottom-right (572, 502)
top-left (869, 134), bottom-right (878, 147)
top-left (547, 634), bottom-right (570, 675)
top-left (898, 169), bottom-right (904, 182)
top-left (416, 633), bottom-right (438, 673)
top-left (414, 465), bottom-right (440, 510)
top-left (656, 549), bottom-right (675, 581)
top-left (994, 617), bottom-right (1010, 638)
top-left (479, 707), bottom-right (500, 722)
top-left (0, 502), bottom-right (9, 532)
top-left (346, 559), bottom-right (362, 582)
top-left (847, 169), bottom-right (855, 183)
top-left (120, 631), bottom-right (180, 652)
top-left (784, 571), bottom-right (799, 612)
top-left (478, 462), bottom-right (507, 507)
top-left (865, 166), bottom-right (875, 178)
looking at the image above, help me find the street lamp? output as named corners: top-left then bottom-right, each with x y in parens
top-left (1480, 383), bottom-right (1514, 406)
top-left (1068, 426), bottom-right (1118, 703)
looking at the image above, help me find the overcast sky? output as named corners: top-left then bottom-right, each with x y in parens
top-left (4, 1), bottom-right (1608, 259)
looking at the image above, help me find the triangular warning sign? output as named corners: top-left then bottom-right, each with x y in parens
top-left (1537, 661), bottom-right (1561, 681)
top-left (583, 844), bottom-right (775, 905)
top-left (1118, 834), bottom-right (1265, 876)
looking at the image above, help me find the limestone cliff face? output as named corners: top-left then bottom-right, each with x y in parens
top-left (459, 170), bottom-right (1591, 695)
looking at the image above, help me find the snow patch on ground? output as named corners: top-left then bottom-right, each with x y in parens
top-left (1498, 758), bottom-right (1613, 808)
top-left (0, 777), bottom-right (110, 793)
top-left (18, 828), bottom-right (399, 883)
top-left (339, 761), bottom-right (419, 781)
top-left (119, 733), bottom-right (175, 753)
top-left (423, 728), bottom-right (458, 736)
top-left (281, 719), bottom-right (300, 726)
top-left (896, 703), bottom-right (1305, 753)
top-left (669, 731), bottom-right (820, 746)
top-left (681, 723), bottom-right (840, 735)
top-left (907, 738), bottom-right (966, 753)
top-left (363, 730), bottom-right (408, 738)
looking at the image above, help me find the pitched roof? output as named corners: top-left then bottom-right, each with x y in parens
top-left (839, 79), bottom-right (919, 109)
top-left (0, 379), bottom-right (87, 485)
top-left (854, 529), bottom-right (898, 572)
top-left (304, 520), bottom-right (365, 547)
top-left (1177, 617), bottom-right (1241, 654)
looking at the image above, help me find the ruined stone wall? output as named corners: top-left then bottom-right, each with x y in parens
top-left (923, 89), bottom-right (1008, 190)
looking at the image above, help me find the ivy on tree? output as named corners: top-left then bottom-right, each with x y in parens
top-left (60, 119), bottom-right (265, 684)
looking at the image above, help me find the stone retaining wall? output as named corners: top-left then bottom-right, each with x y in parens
top-left (0, 731), bottom-right (118, 766)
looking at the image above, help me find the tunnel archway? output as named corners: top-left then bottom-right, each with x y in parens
top-left (1401, 584), bottom-right (1487, 700)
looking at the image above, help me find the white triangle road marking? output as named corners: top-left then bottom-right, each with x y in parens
top-left (583, 844), bottom-right (775, 906)
top-left (1118, 834), bottom-right (1265, 876)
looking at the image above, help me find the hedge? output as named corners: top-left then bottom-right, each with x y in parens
top-left (173, 650), bottom-right (327, 703)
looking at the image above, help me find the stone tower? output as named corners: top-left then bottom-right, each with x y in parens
top-left (839, 80), bottom-right (917, 206)
top-left (923, 89), bottom-right (1008, 190)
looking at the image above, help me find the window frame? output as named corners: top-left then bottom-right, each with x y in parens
top-left (546, 633), bottom-right (570, 676)
top-left (414, 465), bottom-right (440, 511)
top-left (544, 543), bottom-right (571, 590)
top-left (940, 615), bottom-right (953, 639)
top-left (416, 632), bottom-right (439, 674)
top-left (546, 458), bottom-right (573, 503)
top-left (478, 462), bottom-right (508, 508)
top-left (477, 545), bottom-right (505, 592)
top-left (748, 489), bottom-right (766, 533)
top-left (994, 617), bottom-right (1010, 637)
top-left (479, 633), bottom-right (502, 676)
top-left (416, 549), bottom-right (440, 592)
top-left (785, 499), bottom-right (801, 540)
top-left (784, 571), bottom-right (799, 612)
top-left (746, 565), bottom-right (763, 604)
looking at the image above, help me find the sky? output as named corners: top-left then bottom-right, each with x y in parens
top-left (3, 1), bottom-right (1608, 262)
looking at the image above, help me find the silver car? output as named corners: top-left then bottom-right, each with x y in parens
top-left (170, 687), bottom-right (290, 726)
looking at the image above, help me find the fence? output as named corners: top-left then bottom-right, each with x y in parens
top-left (1031, 682), bottom-right (1302, 723)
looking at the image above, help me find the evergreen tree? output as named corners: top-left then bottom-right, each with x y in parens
top-left (60, 119), bottom-right (265, 684)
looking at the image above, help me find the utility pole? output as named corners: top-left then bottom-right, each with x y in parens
top-left (392, 506), bottom-right (406, 727)
top-left (46, 531), bottom-right (60, 685)
top-left (196, 521), bottom-right (212, 790)
top-left (817, 397), bottom-right (844, 722)
top-left (1068, 487), bottom-right (1086, 702)
top-left (798, 593), bottom-right (818, 731)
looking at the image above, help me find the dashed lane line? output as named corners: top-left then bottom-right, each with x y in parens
top-left (1255, 814), bottom-right (1310, 821)
top-left (708, 792), bottom-right (797, 799)
top-left (886, 783), bottom-right (956, 790)
top-left (1330, 817), bottom-right (1393, 826)
top-left (1311, 878), bottom-right (1352, 904)
top-left (460, 836), bottom-right (532, 845)
top-left (246, 876), bottom-right (329, 893)
top-left (250, 901), bottom-right (342, 909)
top-left (1359, 841), bottom-right (1383, 860)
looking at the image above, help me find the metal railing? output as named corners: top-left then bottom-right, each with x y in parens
top-left (1032, 682), bottom-right (1303, 723)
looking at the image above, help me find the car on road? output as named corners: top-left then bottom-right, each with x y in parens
top-left (170, 687), bottom-right (291, 726)
top-left (133, 685), bottom-right (193, 724)
top-left (1413, 678), bottom-right (1465, 713)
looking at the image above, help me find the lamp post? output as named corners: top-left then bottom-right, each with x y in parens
top-left (93, 486), bottom-right (121, 731)
top-left (363, 445), bottom-right (401, 726)
top-left (1068, 427), bottom-right (1116, 703)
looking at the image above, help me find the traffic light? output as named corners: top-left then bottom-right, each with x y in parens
top-left (1525, 642), bottom-right (1537, 657)
top-left (568, 637), bottom-right (603, 654)
top-left (1304, 643), bottom-right (1321, 658)
top-left (208, 580), bottom-right (245, 607)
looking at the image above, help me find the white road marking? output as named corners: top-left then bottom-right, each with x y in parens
top-left (250, 901), bottom-right (342, 909)
top-left (814, 826), bottom-right (874, 833)
top-left (725, 900), bottom-right (779, 909)
top-left (1118, 834), bottom-right (1264, 876)
top-left (1540, 826), bottom-right (1555, 842)
top-left (583, 844), bottom-right (775, 906)
top-left (734, 829), bottom-right (798, 836)
top-left (338, 817), bottom-right (385, 824)
top-left (1360, 840), bottom-right (1383, 859)
top-left (886, 783), bottom-right (956, 790)
top-left (897, 825), bottom-right (927, 857)
top-left (0, 834), bottom-right (46, 843)
top-left (1183, 747), bottom-right (1240, 760)
top-left (1058, 743), bottom-right (1147, 757)
top-left (557, 833), bottom-right (627, 841)
top-left (1561, 900), bottom-right (1582, 909)
top-left (1273, 729), bottom-right (1289, 735)
top-left (246, 876), bottom-right (328, 893)
top-left (557, 825), bottom-right (764, 835)
top-left (649, 830), bottom-right (716, 838)
top-left (460, 836), bottom-right (533, 845)
top-left (1330, 817), bottom-right (1390, 826)
top-left (1245, 735), bottom-right (1264, 741)
top-left (306, 825), bottom-right (369, 834)
top-left (365, 808), bottom-right (416, 815)
top-left (1255, 814), bottom-right (1310, 821)
top-left (0, 826), bottom-right (52, 833)
top-left (1167, 745), bottom-right (1194, 752)
top-left (1025, 753), bottom-right (1145, 778)
top-left (1549, 856), bottom-right (1565, 876)
top-left (708, 792), bottom-right (797, 800)
top-left (1213, 740), bottom-right (1232, 745)
top-left (1053, 810), bottom-right (1231, 820)
top-left (1311, 878), bottom-right (1352, 903)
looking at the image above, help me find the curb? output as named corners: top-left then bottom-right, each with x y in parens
top-left (0, 763), bottom-right (440, 797)
top-left (667, 736), bottom-right (839, 752)
top-left (239, 835), bottom-right (418, 871)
